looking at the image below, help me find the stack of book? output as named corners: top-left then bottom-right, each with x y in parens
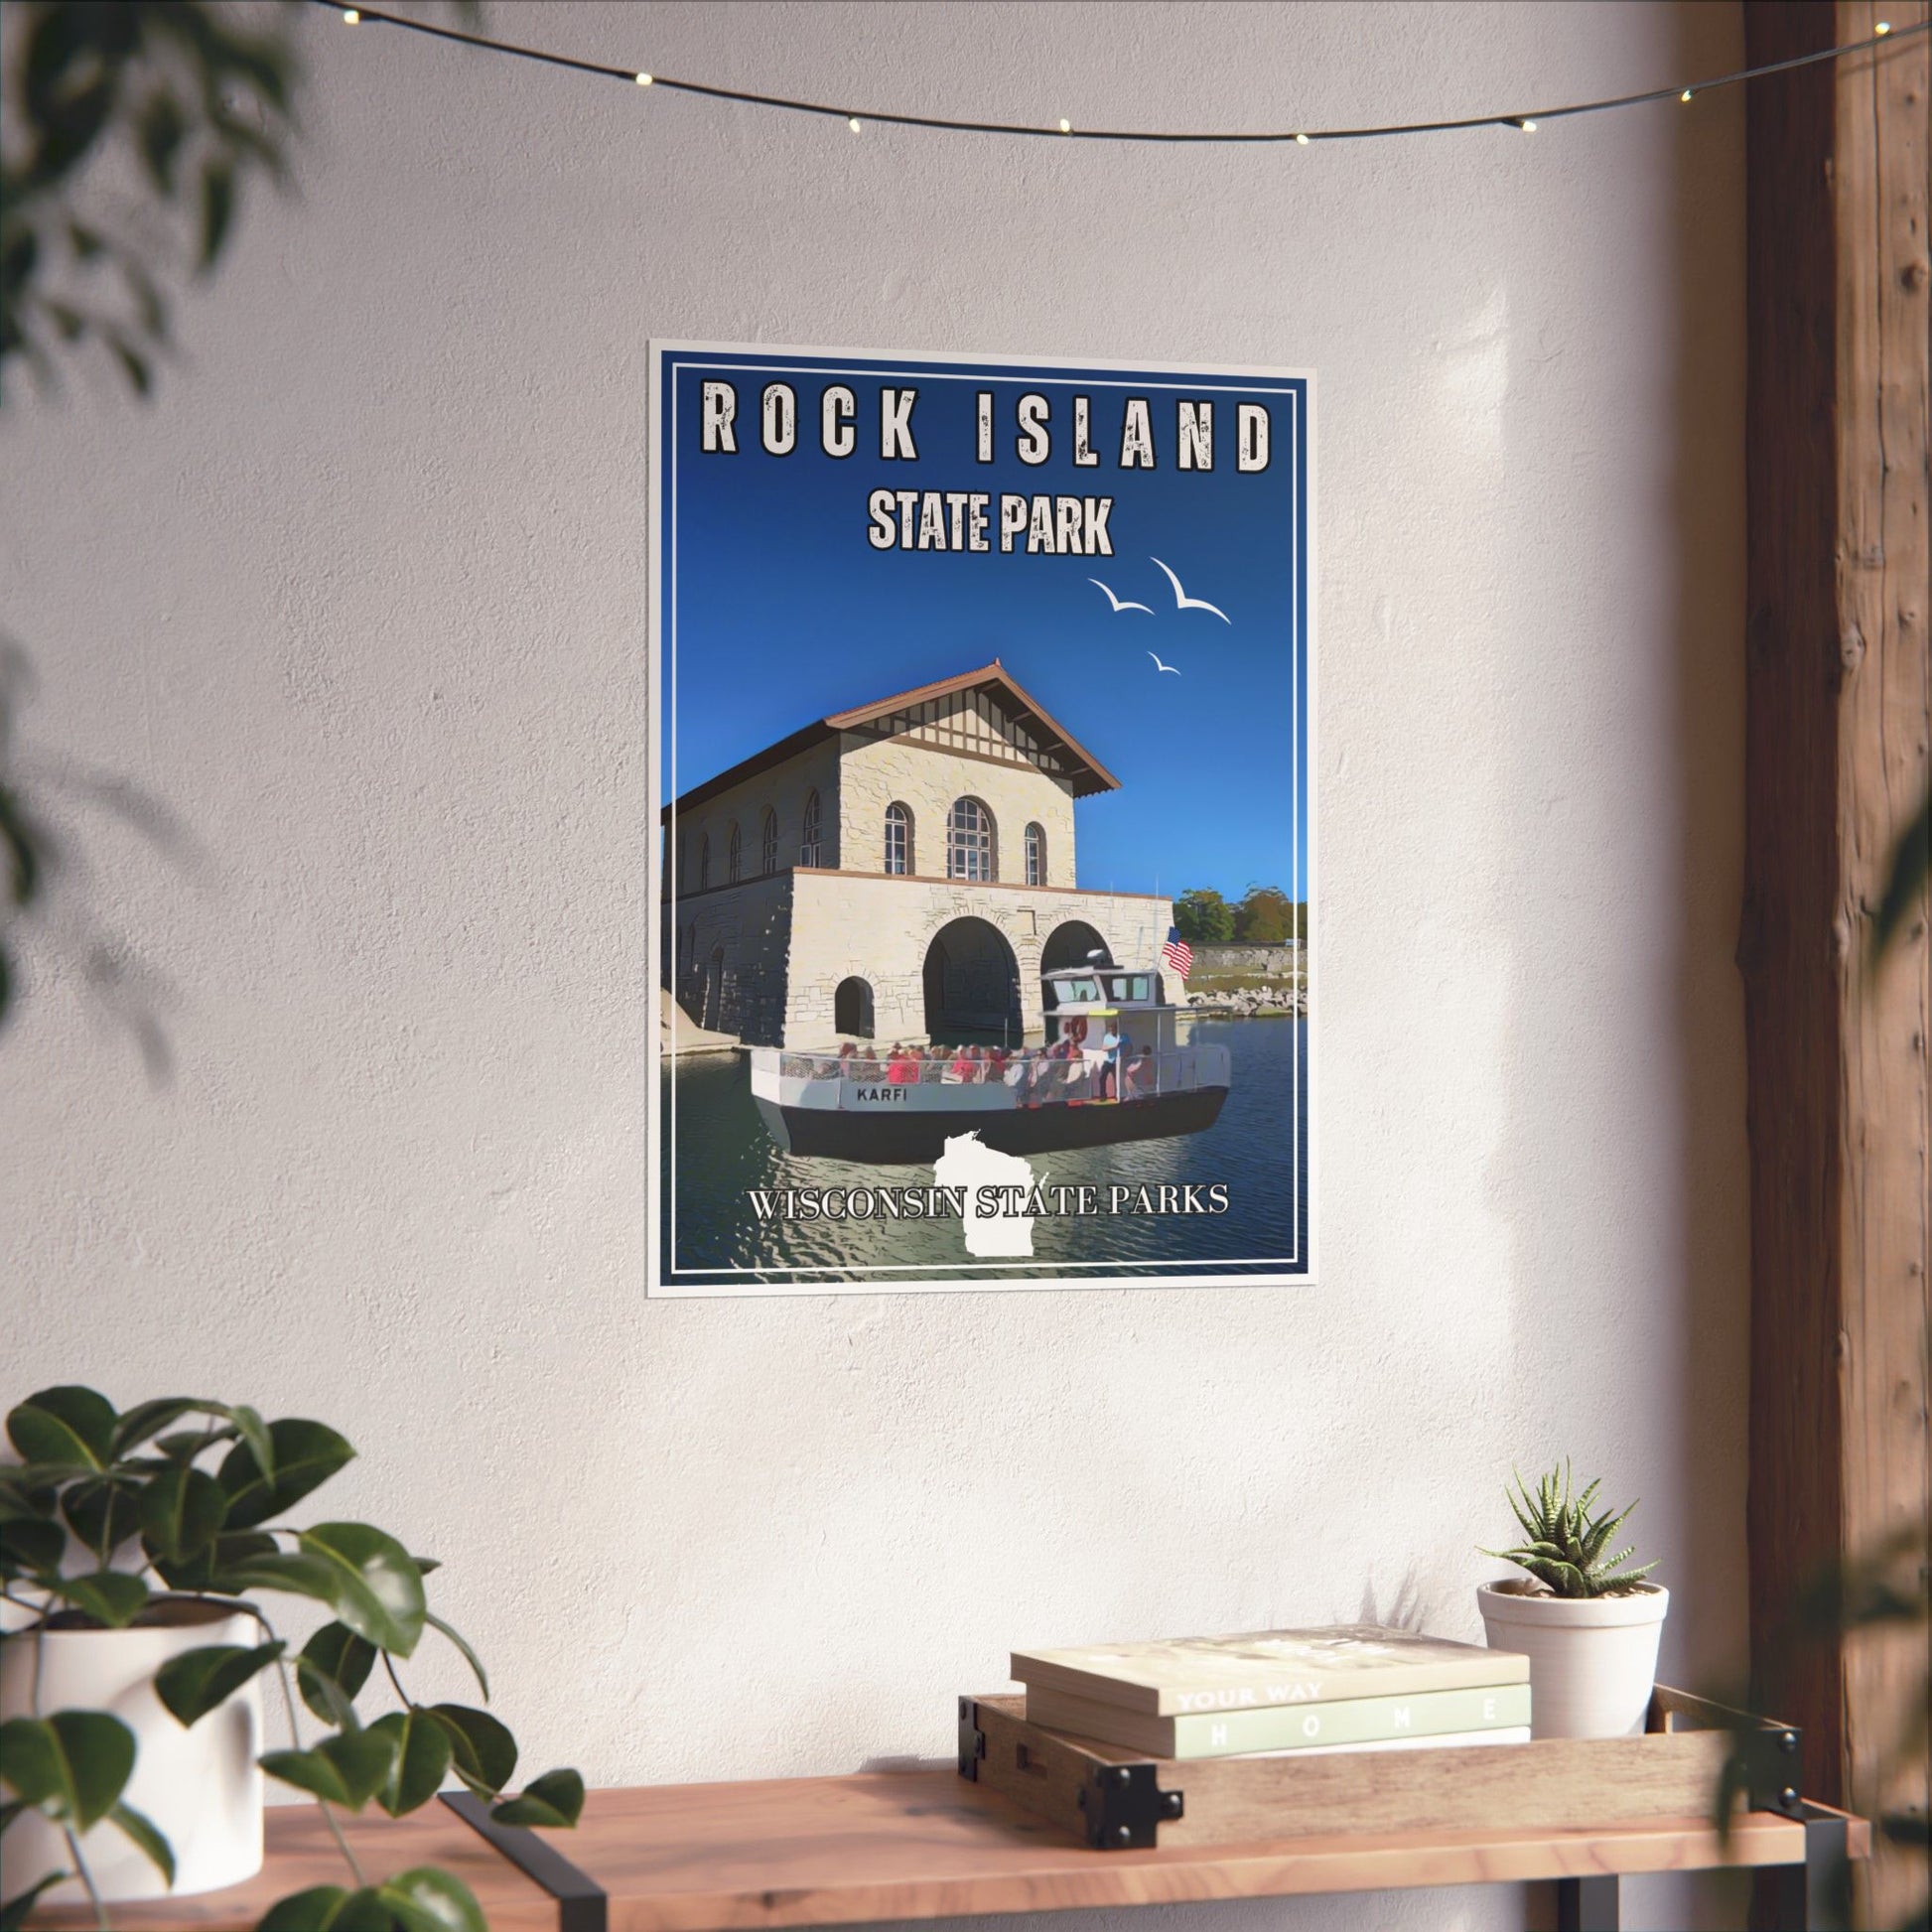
top-left (1012, 1624), bottom-right (1531, 1760)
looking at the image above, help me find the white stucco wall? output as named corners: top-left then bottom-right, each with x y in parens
top-left (2, 4), bottom-right (1747, 1928)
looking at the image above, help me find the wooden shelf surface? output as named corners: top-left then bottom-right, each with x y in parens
top-left (26, 1769), bottom-right (1871, 1932)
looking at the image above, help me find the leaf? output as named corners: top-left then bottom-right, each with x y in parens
top-left (0, 1711), bottom-right (135, 1828)
top-left (154, 1526), bottom-right (277, 1592)
top-left (225, 1405), bottom-right (276, 1488)
top-left (7, 1386), bottom-right (116, 1469)
top-left (296, 1523), bottom-right (426, 1658)
top-left (426, 1612), bottom-right (488, 1701)
top-left (155, 1640), bottom-right (285, 1726)
top-left (61, 1475), bottom-right (143, 1558)
top-left (490, 1767), bottom-right (584, 1829)
top-left (216, 1548), bottom-right (345, 1610)
top-left (260, 1727), bottom-right (398, 1811)
top-left (198, 158), bottom-right (235, 271)
top-left (368, 1708), bottom-right (452, 1817)
top-left (298, 1621), bottom-right (376, 1724)
top-left (112, 1396), bottom-right (223, 1458)
top-left (217, 1419), bottom-right (354, 1530)
top-left (427, 1705), bottom-right (515, 1799)
top-left (377, 1867), bottom-right (487, 1932)
top-left (0, 1515), bottom-right (65, 1578)
top-left (108, 1800), bottom-right (176, 1884)
top-left (256, 1885), bottom-right (394, 1932)
top-left (0, 1871), bottom-right (69, 1930)
top-left (138, 1463), bottom-right (227, 1562)
top-left (48, 1570), bottom-right (150, 1626)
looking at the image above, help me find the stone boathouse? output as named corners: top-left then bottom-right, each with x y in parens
top-left (661, 662), bottom-right (1173, 1047)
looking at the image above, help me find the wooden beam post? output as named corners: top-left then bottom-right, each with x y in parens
top-left (1742, 3), bottom-right (1930, 1923)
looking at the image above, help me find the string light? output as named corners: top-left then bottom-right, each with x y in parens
top-left (314, 2), bottom-right (1926, 149)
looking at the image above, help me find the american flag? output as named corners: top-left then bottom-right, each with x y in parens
top-left (1161, 926), bottom-right (1193, 979)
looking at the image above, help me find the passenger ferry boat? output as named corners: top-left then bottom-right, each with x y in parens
top-left (748, 964), bottom-right (1232, 1165)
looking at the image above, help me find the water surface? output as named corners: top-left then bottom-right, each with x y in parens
top-left (661, 1018), bottom-right (1310, 1290)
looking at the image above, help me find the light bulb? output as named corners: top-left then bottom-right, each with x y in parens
top-left (1680, 88), bottom-right (1693, 103)
top-left (1519, 118), bottom-right (1537, 133)
top-left (342, 6), bottom-right (359, 18)
top-left (1058, 118), bottom-right (1071, 133)
top-left (1295, 133), bottom-right (1310, 146)
top-left (848, 116), bottom-right (861, 133)
top-left (635, 71), bottom-right (653, 85)
top-left (1875, 19), bottom-right (1891, 32)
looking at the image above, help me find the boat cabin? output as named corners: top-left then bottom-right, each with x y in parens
top-left (1040, 965), bottom-right (1187, 1053)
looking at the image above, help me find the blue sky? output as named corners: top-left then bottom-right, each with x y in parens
top-left (659, 347), bottom-right (1308, 903)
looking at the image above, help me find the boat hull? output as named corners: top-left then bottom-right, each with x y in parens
top-left (754, 1087), bottom-right (1227, 1164)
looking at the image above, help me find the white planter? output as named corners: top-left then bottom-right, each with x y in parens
top-left (0, 1596), bottom-right (264, 1901)
top-left (1477, 1579), bottom-right (1669, 1740)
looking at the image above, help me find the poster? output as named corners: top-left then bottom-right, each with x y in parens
top-left (650, 345), bottom-right (1312, 1294)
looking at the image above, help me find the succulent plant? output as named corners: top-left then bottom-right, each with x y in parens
top-left (1483, 1461), bottom-right (1659, 1599)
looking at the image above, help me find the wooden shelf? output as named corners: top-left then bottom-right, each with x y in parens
top-left (28, 1768), bottom-right (1870, 1932)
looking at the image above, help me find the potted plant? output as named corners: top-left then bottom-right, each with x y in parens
top-left (1476, 1461), bottom-right (1668, 1739)
top-left (0, 1385), bottom-right (584, 1931)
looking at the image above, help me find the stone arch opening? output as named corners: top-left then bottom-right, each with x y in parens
top-left (1040, 919), bottom-right (1113, 978)
top-left (833, 976), bottom-right (875, 1039)
top-left (922, 916), bottom-right (1021, 1042)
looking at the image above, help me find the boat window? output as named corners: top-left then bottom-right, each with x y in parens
top-left (1051, 975), bottom-right (1102, 1004)
top-left (1107, 974), bottom-right (1152, 1003)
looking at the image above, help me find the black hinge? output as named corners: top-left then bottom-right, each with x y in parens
top-left (957, 1696), bottom-right (986, 1780)
top-left (1074, 1761), bottom-right (1184, 1849)
top-left (1741, 1718), bottom-right (1806, 1819)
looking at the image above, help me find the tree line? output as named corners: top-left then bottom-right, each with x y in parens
top-left (1173, 887), bottom-right (1307, 945)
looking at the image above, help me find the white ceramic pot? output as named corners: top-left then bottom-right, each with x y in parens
top-left (1476, 1579), bottom-right (1669, 1739)
top-left (0, 1596), bottom-right (265, 1901)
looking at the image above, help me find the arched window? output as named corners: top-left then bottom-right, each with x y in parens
top-left (726, 821), bottom-right (742, 884)
top-left (1025, 822), bottom-right (1045, 887)
top-left (698, 833), bottom-right (710, 891)
top-left (947, 797), bottom-right (994, 882)
top-left (799, 789), bottom-right (822, 867)
top-left (884, 801), bottom-right (912, 876)
top-left (759, 808), bottom-right (777, 875)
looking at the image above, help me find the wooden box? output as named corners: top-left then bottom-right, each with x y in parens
top-left (958, 1686), bottom-right (1807, 1851)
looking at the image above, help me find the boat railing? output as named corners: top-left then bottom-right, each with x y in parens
top-left (762, 1045), bottom-right (1228, 1104)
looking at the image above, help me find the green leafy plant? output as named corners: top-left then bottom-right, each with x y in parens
top-left (0, 1385), bottom-right (583, 1932)
top-left (1481, 1461), bottom-right (1659, 1599)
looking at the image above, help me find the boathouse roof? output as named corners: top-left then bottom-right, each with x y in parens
top-left (661, 661), bottom-right (1122, 819)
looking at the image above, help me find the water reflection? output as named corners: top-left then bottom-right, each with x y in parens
top-left (662, 1018), bottom-right (1310, 1288)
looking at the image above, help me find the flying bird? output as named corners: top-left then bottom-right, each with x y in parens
top-left (1150, 557), bottom-right (1231, 623)
top-left (1089, 577), bottom-right (1153, 616)
top-left (1148, 652), bottom-right (1181, 675)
